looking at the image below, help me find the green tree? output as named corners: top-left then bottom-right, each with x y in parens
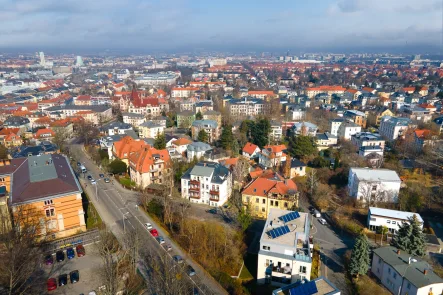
top-left (154, 132), bottom-right (166, 149)
top-left (288, 135), bottom-right (317, 159)
top-left (390, 215), bottom-right (426, 256)
top-left (0, 145), bottom-right (8, 159)
top-left (251, 118), bottom-right (271, 148)
top-left (197, 129), bottom-right (209, 143)
top-left (378, 225), bottom-right (389, 246)
top-left (231, 139), bottom-right (240, 156)
top-left (195, 111), bottom-right (203, 120)
top-left (348, 233), bottom-right (370, 279)
top-left (237, 206), bottom-right (252, 232)
top-left (311, 156), bottom-right (329, 168)
top-left (108, 159), bottom-right (127, 174)
top-left (220, 125), bottom-right (234, 150)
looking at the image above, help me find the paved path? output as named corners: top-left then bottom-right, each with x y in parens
top-left (70, 142), bottom-right (228, 295)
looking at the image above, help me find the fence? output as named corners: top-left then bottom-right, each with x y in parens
top-left (42, 229), bottom-right (100, 253)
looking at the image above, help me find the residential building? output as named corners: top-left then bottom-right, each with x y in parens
top-left (191, 120), bottom-right (220, 143)
top-left (176, 111), bottom-right (196, 128)
top-left (316, 132), bottom-right (338, 151)
top-left (139, 121), bottom-right (164, 139)
top-left (134, 72), bottom-right (178, 86)
top-left (414, 129), bottom-right (438, 152)
top-left (171, 87), bottom-right (199, 98)
top-left (227, 97), bottom-right (265, 118)
top-left (289, 159), bottom-right (306, 178)
top-left (111, 136), bottom-right (146, 164)
top-left (3, 116), bottom-right (30, 131)
top-left (128, 144), bottom-right (171, 189)
top-left (181, 161), bottom-right (232, 207)
top-left (259, 145), bottom-right (288, 169)
top-left (370, 106), bottom-right (394, 126)
top-left (367, 207), bottom-right (423, 234)
top-left (348, 168), bottom-right (401, 203)
top-left (291, 122), bottom-right (318, 137)
top-left (400, 106), bottom-right (432, 123)
top-left (44, 105), bottom-right (112, 124)
top-left (305, 86), bottom-right (346, 98)
top-left (242, 142), bottom-right (261, 159)
top-left (337, 121), bottom-right (362, 140)
top-left (242, 176), bottom-right (299, 218)
top-left (371, 246), bottom-right (443, 295)
top-left (122, 112), bottom-right (146, 127)
top-left (248, 90), bottom-right (276, 100)
top-left (187, 142), bottom-right (212, 161)
top-left (0, 154), bottom-right (85, 239)
top-left (202, 110), bottom-right (222, 127)
top-left (101, 121), bottom-right (132, 136)
top-left (12, 142), bottom-right (58, 158)
top-left (343, 110), bottom-right (367, 128)
top-left (270, 121), bottom-right (283, 142)
top-left (150, 116), bottom-right (168, 128)
top-left (272, 277), bottom-right (340, 295)
top-left (351, 132), bottom-right (385, 152)
top-left (287, 107), bottom-right (306, 121)
top-left (171, 137), bottom-right (193, 154)
top-left (195, 101), bottom-right (213, 114)
top-left (329, 118), bottom-right (347, 137)
top-left (257, 208), bottom-right (312, 286)
top-left (379, 116), bottom-right (412, 141)
top-left (99, 131), bottom-right (138, 157)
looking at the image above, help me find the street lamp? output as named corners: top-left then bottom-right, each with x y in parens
top-left (122, 212), bottom-right (130, 232)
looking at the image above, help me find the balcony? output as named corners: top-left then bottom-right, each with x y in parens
top-left (209, 190), bottom-right (219, 195)
top-left (190, 180), bottom-right (200, 185)
top-left (272, 266), bottom-right (292, 275)
top-left (209, 196), bottom-right (219, 202)
top-left (190, 193), bottom-right (200, 199)
top-left (189, 186), bottom-right (200, 192)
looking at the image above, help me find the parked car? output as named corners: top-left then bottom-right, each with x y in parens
top-left (56, 250), bottom-right (65, 262)
top-left (150, 229), bottom-right (159, 237)
top-left (77, 162), bottom-right (81, 166)
top-left (70, 270), bottom-right (79, 283)
top-left (76, 245), bottom-right (86, 257)
top-left (162, 243), bottom-right (172, 251)
top-left (87, 175), bottom-right (92, 180)
top-left (186, 265), bottom-right (196, 276)
top-left (58, 274), bottom-right (68, 286)
top-left (173, 255), bottom-right (184, 264)
top-left (91, 179), bottom-right (96, 185)
top-left (144, 223), bottom-right (153, 230)
top-left (156, 236), bottom-right (165, 245)
top-left (99, 174), bottom-right (104, 178)
top-left (47, 278), bottom-right (57, 291)
top-left (318, 218), bottom-right (327, 225)
top-left (313, 210), bottom-right (321, 218)
top-left (104, 178), bottom-right (110, 183)
top-left (66, 247), bottom-right (75, 259)
top-left (44, 254), bottom-right (54, 265)
top-left (207, 208), bottom-right (217, 214)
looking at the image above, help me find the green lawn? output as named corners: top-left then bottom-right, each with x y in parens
top-left (239, 261), bottom-right (254, 281)
top-left (82, 192), bottom-right (102, 229)
top-left (119, 177), bottom-right (136, 187)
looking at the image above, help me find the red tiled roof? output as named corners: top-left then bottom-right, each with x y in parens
top-left (414, 129), bottom-right (431, 139)
top-left (307, 86), bottom-right (346, 91)
top-left (129, 145), bottom-right (171, 174)
top-left (243, 142), bottom-right (259, 155)
top-left (172, 138), bottom-right (193, 146)
top-left (242, 177), bottom-right (297, 197)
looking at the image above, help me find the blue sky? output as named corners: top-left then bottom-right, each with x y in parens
top-left (0, 0), bottom-right (441, 53)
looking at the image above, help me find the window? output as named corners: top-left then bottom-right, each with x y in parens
top-left (407, 283), bottom-right (411, 289)
top-left (393, 272), bottom-right (397, 279)
top-left (262, 207), bottom-right (265, 212)
top-left (387, 220), bottom-right (391, 224)
top-left (0, 177), bottom-right (5, 182)
top-left (45, 209), bottom-right (55, 217)
top-left (275, 201), bottom-right (278, 206)
top-left (44, 200), bottom-right (53, 205)
top-left (370, 217), bottom-right (376, 221)
top-left (256, 198), bottom-right (259, 203)
top-left (392, 221), bottom-right (396, 225)
top-left (284, 202), bottom-right (288, 208)
top-left (255, 206), bottom-right (259, 211)
top-left (263, 246), bottom-right (270, 251)
top-left (388, 268), bottom-right (391, 274)
top-left (262, 199), bottom-right (266, 204)
top-left (299, 266), bottom-right (306, 274)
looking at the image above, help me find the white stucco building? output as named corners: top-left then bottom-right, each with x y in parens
top-left (348, 168), bottom-right (401, 203)
top-left (257, 208), bottom-right (313, 287)
top-left (379, 116), bottom-right (411, 141)
top-left (181, 161), bottom-right (232, 207)
top-left (367, 207), bottom-right (423, 234)
top-left (337, 121), bottom-right (361, 140)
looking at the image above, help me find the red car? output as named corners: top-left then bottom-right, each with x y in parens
top-left (47, 278), bottom-right (57, 291)
top-left (76, 244), bottom-right (86, 257)
top-left (149, 229), bottom-right (159, 237)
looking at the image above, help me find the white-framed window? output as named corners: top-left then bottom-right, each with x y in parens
top-left (299, 266), bottom-right (306, 274)
top-left (262, 246), bottom-right (270, 251)
top-left (45, 208), bottom-right (55, 217)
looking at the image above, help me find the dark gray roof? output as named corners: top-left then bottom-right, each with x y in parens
top-left (182, 161), bottom-right (230, 184)
top-left (290, 158), bottom-right (306, 168)
top-left (12, 142), bottom-right (58, 158)
top-left (122, 112), bottom-right (145, 118)
top-left (4, 116), bottom-right (30, 126)
top-left (101, 121), bottom-right (132, 131)
top-left (374, 246), bottom-right (443, 288)
top-left (45, 105), bottom-right (111, 112)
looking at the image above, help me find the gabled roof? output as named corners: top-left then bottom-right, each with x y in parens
top-left (113, 136), bottom-right (146, 159)
top-left (242, 177), bottom-right (297, 197)
top-left (243, 142), bottom-right (259, 155)
top-left (414, 129), bottom-right (431, 139)
top-left (129, 145), bottom-right (170, 174)
top-left (172, 137), bottom-right (192, 146)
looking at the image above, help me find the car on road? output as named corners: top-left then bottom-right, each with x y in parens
top-left (44, 254), bottom-right (54, 265)
top-left (144, 223), bottom-right (153, 230)
top-left (186, 265), bottom-right (196, 276)
top-left (207, 208), bottom-right (217, 214)
top-left (104, 178), bottom-right (110, 183)
top-left (313, 210), bottom-right (321, 218)
top-left (58, 274), bottom-right (68, 286)
top-left (47, 278), bottom-right (57, 291)
top-left (318, 218), bottom-right (327, 225)
top-left (56, 250), bottom-right (65, 262)
top-left (66, 247), bottom-right (75, 259)
top-left (162, 243), bottom-right (172, 251)
top-left (156, 236), bottom-right (165, 245)
top-left (87, 175), bottom-right (92, 180)
top-left (76, 245), bottom-right (86, 257)
top-left (173, 255), bottom-right (184, 264)
top-left (150, 229), bottom-right (159, 237)
top-left (91, 180), bottom-right (96, 185)
top-left (99, 174), bottom-right (104, 178)
top-left (77, 162), bottom-right (81, 166)
top-left (70, 270), bottom-right (79, 283)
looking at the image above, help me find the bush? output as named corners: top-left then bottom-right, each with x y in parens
top-left (331, 213), bottom-right (364, 236)
top-left (108, 159), bottom-right (127, 174)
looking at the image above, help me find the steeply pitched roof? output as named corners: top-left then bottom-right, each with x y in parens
top-left (243, 142), bottom-right (259, 155)
top-left (242, 177), bottom-right (297, 197)
top-left (128, 144), bottom-right (170, 174)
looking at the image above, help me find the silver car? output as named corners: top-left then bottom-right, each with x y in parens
top-left (318, 218), bottom-right (327, 225)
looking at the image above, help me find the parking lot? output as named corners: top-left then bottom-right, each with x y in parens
top-left (43, 244), bottom-right (102, 295)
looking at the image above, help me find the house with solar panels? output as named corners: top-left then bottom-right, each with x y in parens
top-left (272, 276), bottom-right (340, 295)
top-left (258, 208), bottom-right (313, 287)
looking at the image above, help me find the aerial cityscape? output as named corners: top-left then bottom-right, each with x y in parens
top-left (0, 1), bottom-right (443, 295)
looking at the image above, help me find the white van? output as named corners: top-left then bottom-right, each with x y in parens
top-left (313, 210), bottom-right (321, 218)
top-left (80, 165), bottom-right (87, 173)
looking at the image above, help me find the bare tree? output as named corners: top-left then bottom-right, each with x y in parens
top-left (52, 127), bottom-right (70, 153)
top-left (74, 121), bottom-right (99, 145)
top-left (358, 182), bottom-right (390, 208)
top-left (0, 204), bottom-right (44, 295)
top-left (232, 156), bottom-right (250, 186)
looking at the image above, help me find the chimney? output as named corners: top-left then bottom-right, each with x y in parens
top-left (397, 249), bottom-right (401, 255)
top-left (424, 269), bottom-right (428, 275)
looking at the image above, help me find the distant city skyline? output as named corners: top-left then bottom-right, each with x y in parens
top-left (0, 0), bottom-right (441, 54)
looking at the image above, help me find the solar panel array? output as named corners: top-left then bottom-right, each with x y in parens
top-left (288, 281), bottom-right (318, 295)
top-left (279, 211), bottom-right (300, 223)
top-left (267, 225), bottom-right (290, 239)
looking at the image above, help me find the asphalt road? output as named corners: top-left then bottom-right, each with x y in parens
top-left (69, 142), bottom-right (228, 295)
